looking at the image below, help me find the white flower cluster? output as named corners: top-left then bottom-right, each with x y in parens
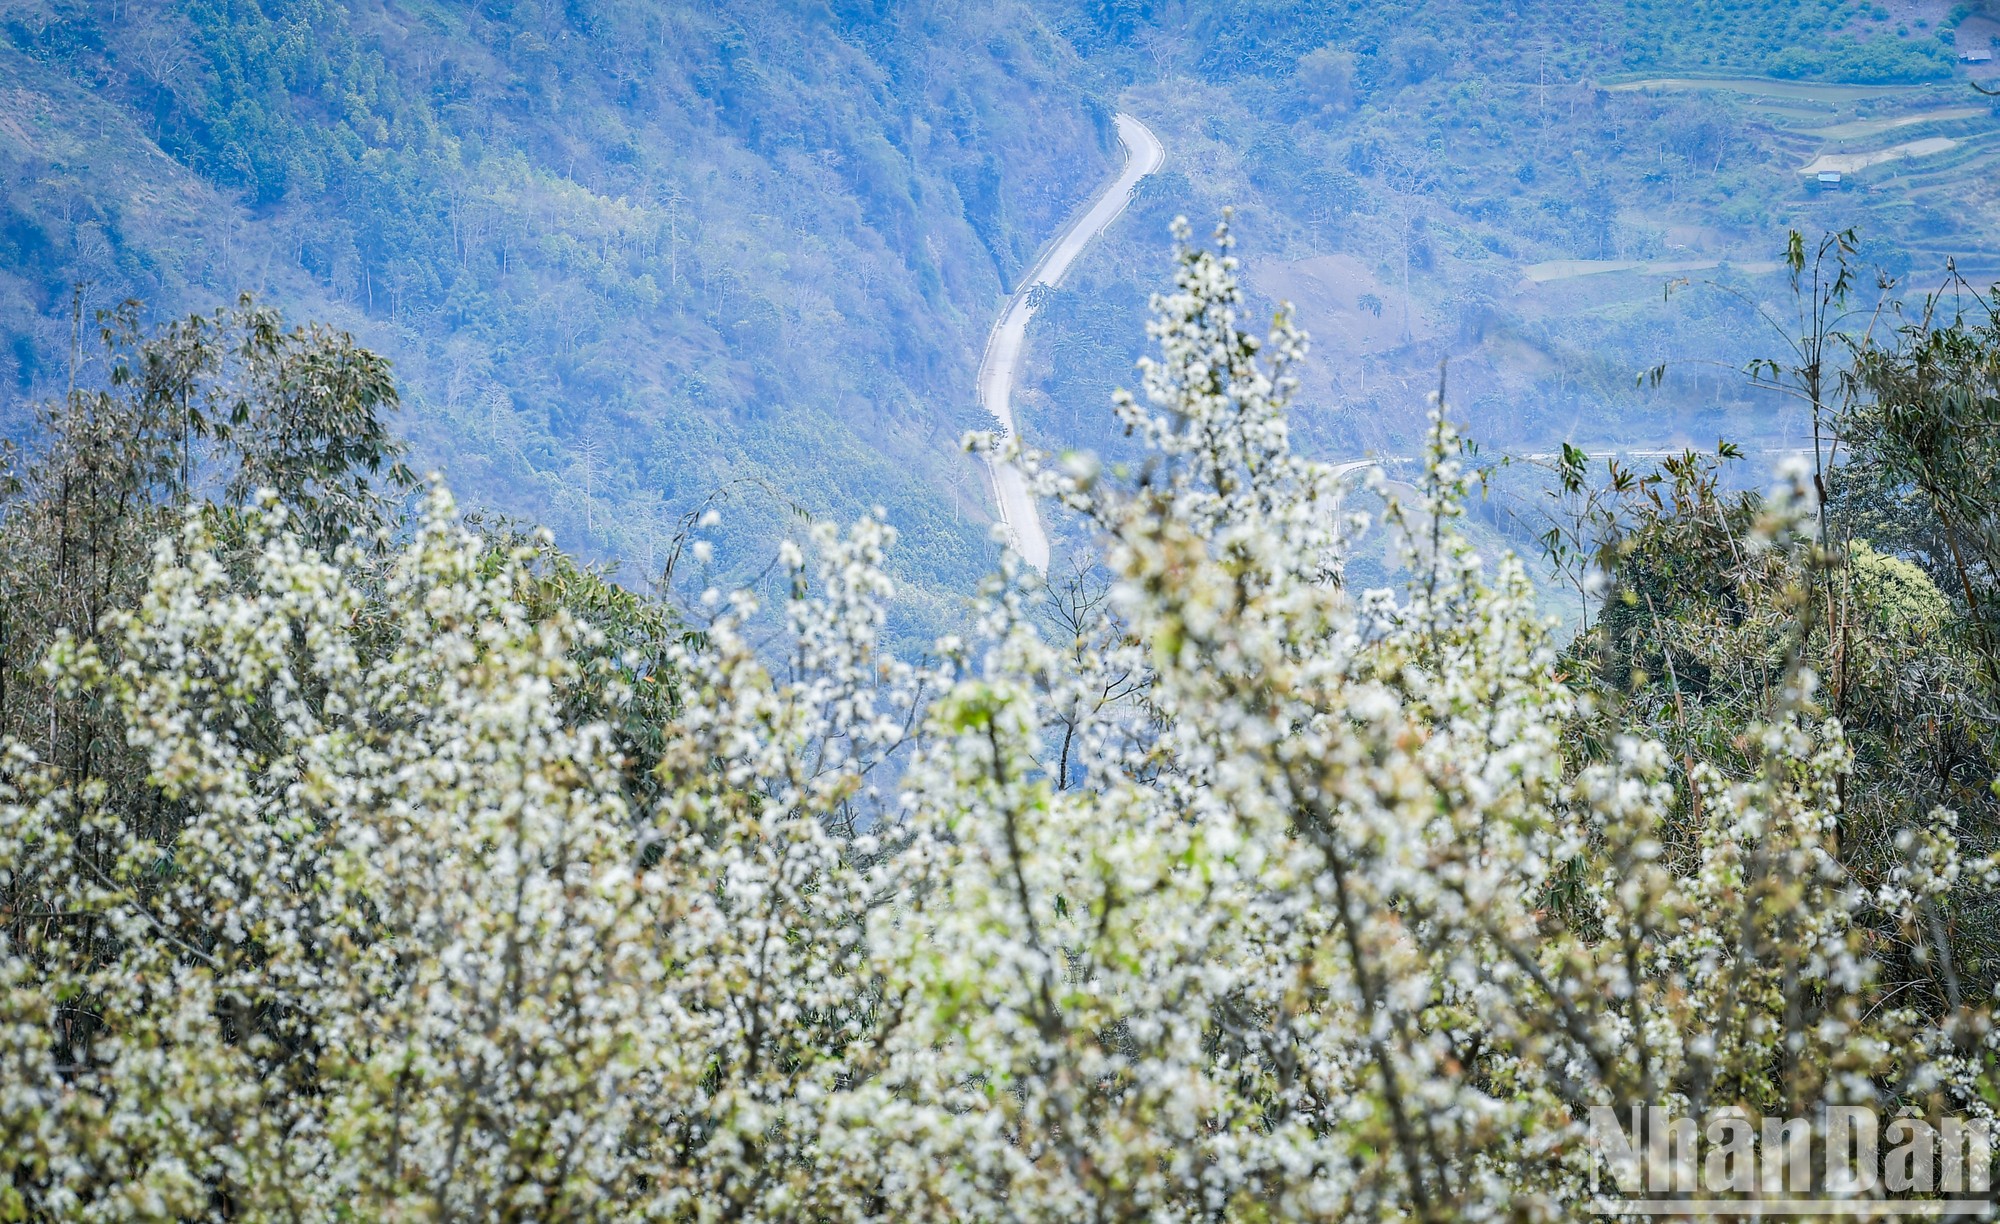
top-left (0, 219), bottom-right (1989, 1220)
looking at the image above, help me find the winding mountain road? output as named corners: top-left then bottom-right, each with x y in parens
top-left (976, 112), bottom-right (1164, 571)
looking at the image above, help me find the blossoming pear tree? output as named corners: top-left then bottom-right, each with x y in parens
top-left (0, 218), bottom-right (1992, 1220)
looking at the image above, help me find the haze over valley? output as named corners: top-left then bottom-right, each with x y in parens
top-left (6, 0), bottom-right (2000, 615)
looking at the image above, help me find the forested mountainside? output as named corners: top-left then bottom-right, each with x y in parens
top-left (1010, 0), bottom-right (2000, 571)
top-left (6, 0), bottom-right (2000, 608)
top-left (0, 0), bottom-right (1112, 629)
top-left (1075, 0), bottom-right (1972, 83)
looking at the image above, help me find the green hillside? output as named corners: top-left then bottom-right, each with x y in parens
top-left (0, 0), bottom-right (1117, 632)
top-left (1003, 0), bottom-right (2000, 570)
top-left (6, 0), bottom-right (2000, 606)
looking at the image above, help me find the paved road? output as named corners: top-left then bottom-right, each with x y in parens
top-left (976, 113), bottom-right (1164, 571)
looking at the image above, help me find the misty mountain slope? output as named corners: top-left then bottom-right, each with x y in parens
top-left (1009, 0), bottom-right (2000, 557)
top-left (10, 0), bottom-right (2000, 619)
top-left (0, 0), bottom-right (1117, 629)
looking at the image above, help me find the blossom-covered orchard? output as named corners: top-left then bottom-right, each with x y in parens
top-left (0, 220), bottom-right (1993, 1220)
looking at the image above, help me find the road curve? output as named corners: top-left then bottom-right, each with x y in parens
top-left (975, 112), bottom-right (1165, 571)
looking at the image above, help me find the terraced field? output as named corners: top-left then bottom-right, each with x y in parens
top-left (1807, 106), bottom-right (1985, 139)
top-left (1800, 134), bottom-right (1961, 175)
top-left (1604, 75), bottom-right (1929, 102)
top-left (1522, 257), bottom-right (1783, 283)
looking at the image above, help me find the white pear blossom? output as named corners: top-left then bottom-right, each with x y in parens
top-left (0, 218), bottom-right (1989, 1220)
